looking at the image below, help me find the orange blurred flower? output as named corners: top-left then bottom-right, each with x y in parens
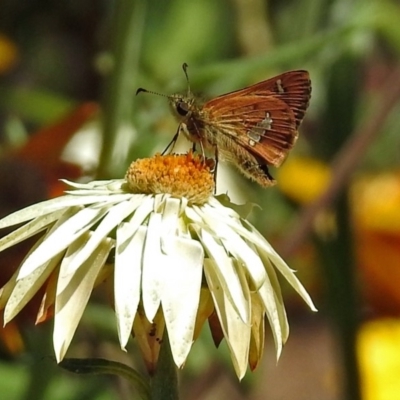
top-left (0, 34), bottom-right (19, 74)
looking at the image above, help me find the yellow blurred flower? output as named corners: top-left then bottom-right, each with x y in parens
top-left (278, 156), bottom-right (400, 234)
top-left (358, 319), bottom-right (400, 400)
top-left (352, 172), bottom-right (400, 234)
top-left (277, 157), bottom-right (331, 205)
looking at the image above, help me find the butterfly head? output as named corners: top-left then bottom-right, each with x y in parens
top-left (136, 63), bottom-right (197, 124)
top-left (168, 93), bottom-right (196, 123)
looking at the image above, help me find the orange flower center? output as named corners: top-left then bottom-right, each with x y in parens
top-left (125, 152), bottom-right (215, 204)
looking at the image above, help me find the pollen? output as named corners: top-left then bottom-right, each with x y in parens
top-left (125, 151), bottom-right (215, 204)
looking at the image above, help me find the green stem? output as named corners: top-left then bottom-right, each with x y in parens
top-left (99, 0), bottom-right (146, 178)
top-left (21, 323), bottom-right (55, 400)
top-left (150, 332), bottom-right (179, 400)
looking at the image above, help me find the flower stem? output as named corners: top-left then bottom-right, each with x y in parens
top-left (150, 332), bottom-right (179, 400)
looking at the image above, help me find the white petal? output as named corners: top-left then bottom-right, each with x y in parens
top-left (0, 193), bottom-right (131, 229)
top-left (122, 195), bottom-right (155, 241)
top-left (205, 198), bottom-right (239, 218)
top-left (211, 195), bottom-right (258, 219)
top-left (154, 194), bottom-right (169, 213)
top-left (256, 271), bottom-right (283, 359)
top-left (193, 206), bottom-right (266, 288)
top-left (115, 224), bottom-right (146, 348)
top-left (0, 208), bottom-right (66, 253)
top-left (17, 206), bottom-right (108, 280)
top-left (61, 179), bottom-right (114, 188)
top-left (57, 232), bottom-right (97, 276)
top-left (61, 179), bottom-right (126, 192)
top-left (0, 195), bottom-right (76, 229)
top-left (161, 236), bottom-right (203, 367)
top-left (225, 219), bottom-right (316, 312)
top-left (180, 196), bottom-right (188, 211)
top-left (219, 230), bottom-right (266, 289)
top-left (4, 251), bottom-right (63, 323)
top-left (0, 269), bottom-right (18, 310)
top-left (184, 205), bottom-right (204, 224)
top-left (256, 247), bottom-right (289, 343)
top-left (160, 198), bottom-right (181, 251)
top-left (141, 213), bottom-right (163, 322)
top-left (53, 235), bottom-right (114, 362)
top-left (204, 259), bottom-right (250, 379)
top-left (197, 228), bottom-right (249, 323)
top-left (62, 199), bottom-right (139, 275)
top-left (257, 243), bottom-right (317, 312)
top-left (0, 232), bottom-right (49, 310)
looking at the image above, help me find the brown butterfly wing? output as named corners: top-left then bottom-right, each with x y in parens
top-left (202, 71), bottom-right (311, 167)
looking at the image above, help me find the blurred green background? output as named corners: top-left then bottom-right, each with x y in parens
top-left (1, 0), bottom-right (400, 399)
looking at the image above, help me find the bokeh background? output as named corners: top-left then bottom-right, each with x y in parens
top-left (1, 0), bottom-right (400, 399)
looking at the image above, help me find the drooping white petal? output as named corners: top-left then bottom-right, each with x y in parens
top-left (0, 193), bottom-right (131, 229)
top-left (62, 198), bottom-right (139, 275)
top-left (53, 234), bottom-right (114, 362)
top-left (248, 293), bottom-right (265, 368)
top-left (211, 194), bottom-right (258, 219)
top-left (4, 252), bottom-right (63, 323)
top-left (153, 194), bottom-right (169, 213)
top-left (206, 197), bottom-right (242, 219)
top-left (184, 205), bottom-right (204, 224)
top-left (122, 195), bottom-right (155, 240)
top-left (256, 271), bottom-right (283, 359)
top-left (1, 233), bottom-right (49, 310)
top-left (204, 259), bottom-right (250, 379)
top-left (14, 206), bottom-right (81, 281)
top-left (256, 246), bottom-right (289, 343)
top-left (0, 196), bottom-right (74, 229)
top-left (0, 269), bottom-right (18, 310)
top-left (229, 219), bottom-right (317, 312)
top-left (17, 206), bottom-right (109, 280)
top-left (160, 198), bottom-right (181, 243)
top-left (61, 179), bottom-right (115, 188)
top-left (194, 205), bottom-right (266, 288)
top-left (115, 224), bottom-right (146, 348)
top-left (161, 236), bottom-right (203, 367)
top-left (197, 228), bottom-right (249, 324)
top-left (257, 244), bottom-right (316, 312)
top-left (219, 230), bottom-right (266, 289)
top-left (141, 213), bottom-right (164, 322)
top-left (57, 232), bottom-right (97, 276)
top-left (0, 208), bottom-right (67, 253)
top-left (61, 179), bottom-right (126, 193)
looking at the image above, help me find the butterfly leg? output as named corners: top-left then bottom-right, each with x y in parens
top-left (212, 147), bottom-right (219, 192)
top-left (162, 125), bottom-right (181, 155)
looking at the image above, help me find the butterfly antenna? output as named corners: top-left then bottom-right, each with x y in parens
top-left (182, 63), bottom-right (191, 96)
top-left (136, 88), bottom-right (170, 98)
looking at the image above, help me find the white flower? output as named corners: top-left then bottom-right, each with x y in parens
top-left (0, 152), bottom-right (316, 379)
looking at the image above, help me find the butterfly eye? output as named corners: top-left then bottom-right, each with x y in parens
top-left (176, 101), bottom-right (190, 116)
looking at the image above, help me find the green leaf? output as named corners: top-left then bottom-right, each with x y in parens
top-left (59, 358), bottom-right (150, 400)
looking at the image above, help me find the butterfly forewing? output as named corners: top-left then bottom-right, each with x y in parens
top-left (202, 71), bottom-right (310, 168)
top-left (205, 70), bottom-right (311, 127)
top-left (265, 70), bottom-right (311, 128)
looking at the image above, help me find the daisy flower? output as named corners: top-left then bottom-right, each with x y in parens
top-left (0, 152), bottom-right (316, 379)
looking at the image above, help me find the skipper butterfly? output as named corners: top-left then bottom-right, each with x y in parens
top-left (137, 64), bottom-right (311, 187)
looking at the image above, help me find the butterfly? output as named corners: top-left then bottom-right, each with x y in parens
top-left (137, 64), bottom-right (311, 187)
